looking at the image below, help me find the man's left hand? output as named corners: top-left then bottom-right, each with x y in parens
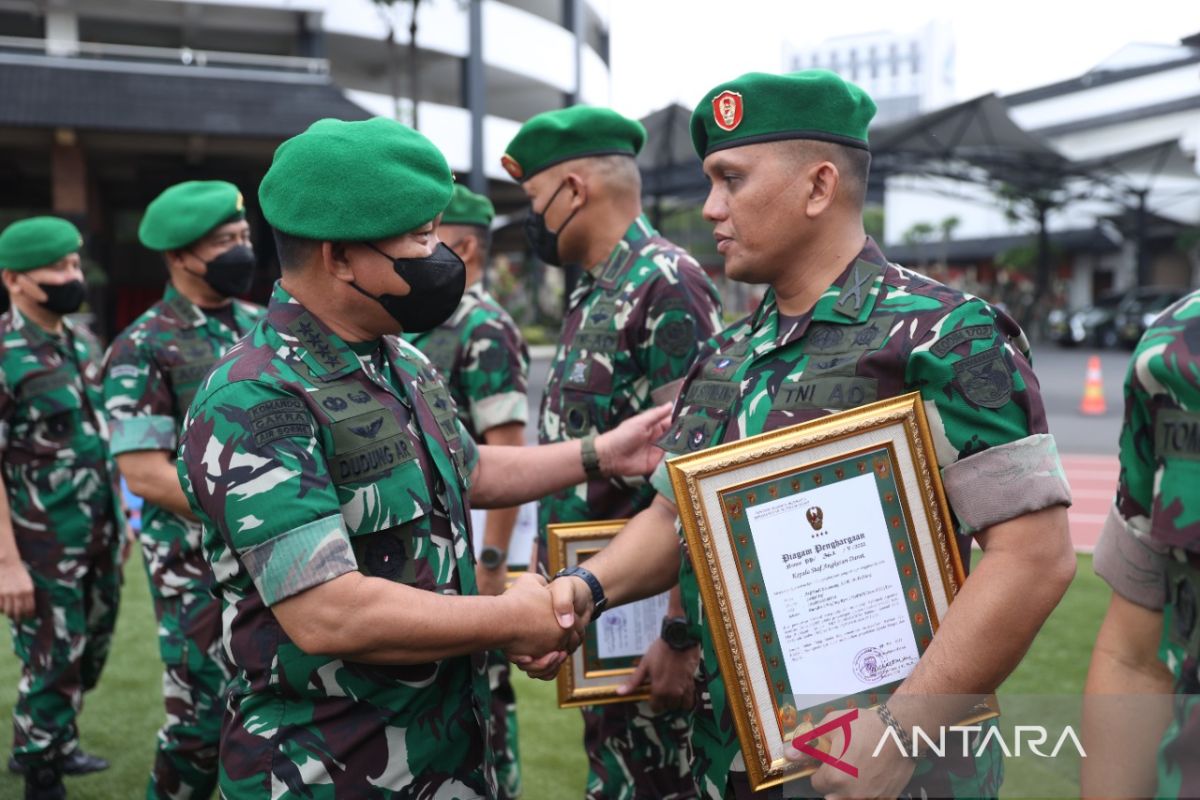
top-left (617, 637), bottom-right (699, 713)
top-left (786, 706), bottom-right (916, 800)
top-left (595, 403), bottom-right (672, 477)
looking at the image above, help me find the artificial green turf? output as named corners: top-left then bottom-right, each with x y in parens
top-left (0, 554), bottom-right (1106, 799)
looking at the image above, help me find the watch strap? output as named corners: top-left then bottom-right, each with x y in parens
top-left (580, 433), bottom-right (604, 480)
top-left (556, 565), bottom-right (608, 619)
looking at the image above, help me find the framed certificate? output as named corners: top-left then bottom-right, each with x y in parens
top-left (547, 520), bottom-right (671, 708)
top-left (666, 393), bottom-right (977, 790)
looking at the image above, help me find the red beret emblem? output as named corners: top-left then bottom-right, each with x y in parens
top-left (712, 90), bottom-right (744, 132)
top-left (500, 153), bottom-right (523, 180)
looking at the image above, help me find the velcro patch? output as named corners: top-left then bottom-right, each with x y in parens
top-left (1156, 410), bottom-right (1200, 461)
top-left (931, 325), bottom-right (994, 358)
top-left (683, 379), bottom-right (740, 411)
top-left (771, 376), bottom-right (878, 412)
top-left (952, 346), bottom-right (1013, 409)
top-left (249, 397), bottom-right (314, 448)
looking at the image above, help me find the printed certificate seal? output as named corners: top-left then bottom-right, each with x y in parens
top-left (853, 646), bottom-right (885, 683)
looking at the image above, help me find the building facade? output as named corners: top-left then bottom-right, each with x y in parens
top-left (0, 0), bottom-right (611, 333)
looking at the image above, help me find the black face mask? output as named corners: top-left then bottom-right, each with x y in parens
top-left (524, 180), bottom-right (580, 267)
top-left (191, 244), bottom-right (256, 297)
top-left (31, 278), bottom-right (86, 315)
top-left (352, 242), bottom-right (466, 333)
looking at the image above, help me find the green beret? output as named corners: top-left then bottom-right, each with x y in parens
top-left (0, 216), bottom-right (83, 272)
top-left (691, 70), bottom-right (877, 158)
top-left (501, 105), bottom-right (645, 182)
top-left (139, 180), bottom-right (245, 251)
top-left (260, 117), bottom-right (452, 241)
top-left (440, 184), bottom-right (495, 228)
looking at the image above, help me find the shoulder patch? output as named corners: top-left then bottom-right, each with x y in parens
top-left (952, 346), bottom-right (1012, 409)
top-left (248, 396), bottom-right (314, 448)
top-left (931, 324), bottom-right (994, 358)
top-left (656, 318), bottom-right (696, 358)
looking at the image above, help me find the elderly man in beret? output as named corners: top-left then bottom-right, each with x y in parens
top-left (522, 70), bottom-right (1076, 798)
top-left (175, 116), bottom-right (671, 798)
top-left (102, 179), bottom-right (265, 799)
top-left (403, 183), bottom-right (530, 799)
top-left (503, 104), bottom-right (724, 800)
top-left (0, 217), bottom-right (125, 798)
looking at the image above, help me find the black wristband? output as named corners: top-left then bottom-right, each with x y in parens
top-left (876, 703), bottom-right (914, 757)
top-left (555, 565), bottom-right (608, 620)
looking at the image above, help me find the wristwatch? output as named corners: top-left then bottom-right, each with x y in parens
top-left (479, 546), bottom-right (506, 571)
top-left (580, 434), bottom-right (604, 480)
top-left (660, 616), bottom-right (698, 650)
top-left (554, 565), bottom-right (608, 620)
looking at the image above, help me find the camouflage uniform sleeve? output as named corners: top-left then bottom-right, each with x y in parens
top-left (648, 333), bottom-right (728, 503)
top-left (0, 368), bottom-right (11, 453)
top-left (908, 297), bottom-right (1071, 535)
top-left (632, 256), bottom-right (724, 393)
top-left (1093, 340), bottom-right (1170, 609)
top-left (460, 315), bottom-right (529, 435)
top-left (177, 381), bottom-right (357, 606)
top-left (103, 336), bottom-right (178, 455)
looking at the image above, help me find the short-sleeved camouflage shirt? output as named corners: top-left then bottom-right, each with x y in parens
top-left (1094, 289), bottom-right (1200, 797)
top-left (178, 282), bottom-right (492, 799)
top-left (538, 214), bottom-right (723, 560)
top-left (103, 284), bottom-right (264, 596)
top-left (649, 238), bottom-right (1071, 798)
top-left (405, 281), bottom-right (529, 439)
top-left (0, 308), bottom-right (120, 570)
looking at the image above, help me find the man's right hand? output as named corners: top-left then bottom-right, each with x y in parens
top-left (502, 573), bottom-right (580, 669)
top-left (0, 558), bottom-right (34, 621)
top-left (508, 574), bottom-right (594, 680)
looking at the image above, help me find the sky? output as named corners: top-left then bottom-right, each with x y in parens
top-left (605, 0), bottom-right (1200, 119)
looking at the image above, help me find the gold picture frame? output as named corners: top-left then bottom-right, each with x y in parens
top-left (666, 393), bottom-right (978, 791)
top-left (547, 519), bottom-right (671, 708)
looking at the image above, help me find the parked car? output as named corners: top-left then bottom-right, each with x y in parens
top-left (1048, 292), bottom-right (1125, 348)
top-left (1113, 287), bottom-right (1191, 348)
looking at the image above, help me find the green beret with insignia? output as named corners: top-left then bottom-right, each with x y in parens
top-left (0, 216), bottom-right (83, 272)
top-left (691, 70), bottom-right (877, 158)
top-left (441, 184), bottom-right (495, 228)
top-left (501, 105), bottom-right (645, 182)
top-left (139, 180), bottom-right (245, 251)
top-left (260, 117), bottom-right (453, 241)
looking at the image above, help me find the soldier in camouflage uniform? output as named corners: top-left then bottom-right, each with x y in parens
top-left (502, 105), bottom-right (724, 799)
top-left (404, 184), bottom-right (529, 799)
top-left (533, 71), bottom-right (1077, 799)
top-left (102, 180), bottom-right (264, 799)
top-left (175, 116), bottom-right (672, 799)
top-left (1085, 288), bottom-right (1200, 798)
top-left (0, 217), bottom-right (124, 799)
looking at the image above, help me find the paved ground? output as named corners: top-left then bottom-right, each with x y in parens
top-left (525, 342), bottom-right (1133, 551)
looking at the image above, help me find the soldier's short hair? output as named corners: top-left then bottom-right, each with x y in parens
top-left (780, 140), bottom-right (871, 208)
top-left (583, 154), bottom-right (642, 200)
top-left (272, 228), bottom-right (319, 273)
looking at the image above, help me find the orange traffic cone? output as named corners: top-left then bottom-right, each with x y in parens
top-left (1080, 355), bottom-right (1107, 415)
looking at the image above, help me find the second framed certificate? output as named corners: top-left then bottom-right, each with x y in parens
top-left (666, 393), bottom-right (971, 791)
top-left (547, 520), bottom-right (671, 708)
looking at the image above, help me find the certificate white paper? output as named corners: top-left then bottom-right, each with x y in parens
top-left (594, 592), bottom-right (671, 660)
top-left (745, 472), bottom-right (920, 704)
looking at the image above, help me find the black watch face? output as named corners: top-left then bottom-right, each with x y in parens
top-left (663, 621), bottom-right (689, 647)
top-left (480, 548), bottom-right (505, 569)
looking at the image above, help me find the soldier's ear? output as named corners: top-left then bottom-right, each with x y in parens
top-left (805, 161), bottom-right (840, 219)
top-left (323, 241), bottom-right (354, 282)
top-left (0, 269), bottom-right (16, 293)
top-left (564, 172), bottom-right (588, 210)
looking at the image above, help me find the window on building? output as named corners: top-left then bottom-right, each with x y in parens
top-left (869, 44), bottom-right (878, 78)
top-left (848, 48), bottom-right (858, 80)
top-left (910, 40), bottom-right (920, 75)
top-left (0, 9), bottom-right (43, 39)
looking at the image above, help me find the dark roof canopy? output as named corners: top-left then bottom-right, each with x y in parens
top-left (883, 226), bottom-right (1121, 264)
top-left (0, 60), bottom-right (370, 139)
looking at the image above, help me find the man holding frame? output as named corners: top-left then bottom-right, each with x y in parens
top-left (514, 70), bottom-right (1076, 798)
